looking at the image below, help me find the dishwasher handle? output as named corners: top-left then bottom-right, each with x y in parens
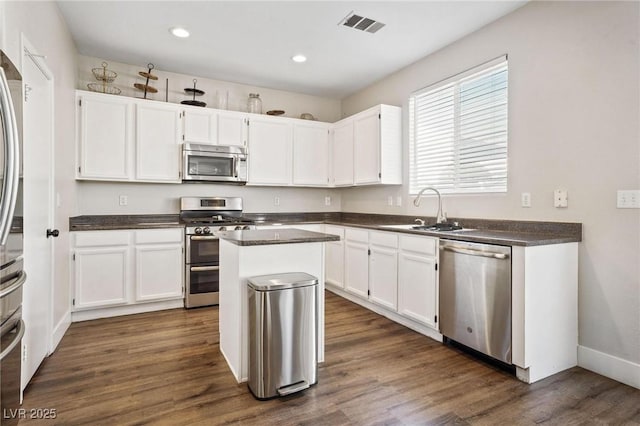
top-left (441, 245), bottom-right (509, 260)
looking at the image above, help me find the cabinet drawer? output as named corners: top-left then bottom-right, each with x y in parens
top-left (74, 231), bottom-right (130, 247)
top-left (399, 235), bottom-right (437, 256)
top-left (345, 228), bottom-right (369, 244)
top-left (135, 228), bottom-right (183, 244)
top-left (370, 231), bottom-right (398, 249)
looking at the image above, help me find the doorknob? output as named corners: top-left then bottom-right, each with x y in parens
top-left (46, 229), bottom-right (59, 238)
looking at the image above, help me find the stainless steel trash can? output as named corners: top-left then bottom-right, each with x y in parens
top-left (247, 272), bottom-right (318, 400)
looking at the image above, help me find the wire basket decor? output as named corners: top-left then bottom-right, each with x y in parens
top-left (92, 62), bottom-right (117, 83)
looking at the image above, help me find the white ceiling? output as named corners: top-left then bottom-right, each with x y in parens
top-left (57, 1), bottom-right (527, 98)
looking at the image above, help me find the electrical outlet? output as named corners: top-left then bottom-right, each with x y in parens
top-left (119, 195), bottom-right (128, 206)
top-left (521, 192), bottom-right (531, 208)
top-left (325, 196), bottom-right (331, 206)
top-left (396, 196), bottom-right (402, 206)
top-left (617, 190), bottom-right (640, 208)
top-left (387, 196), bottom-right (393, 206)
top-left (274, 196), bottom-right (280, 206)
top-left (554, 189), bottom-right (568, 208)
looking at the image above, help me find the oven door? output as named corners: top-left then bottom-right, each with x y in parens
top-left (183, 150), bottom-right (243, 183)
top-left (187, 235), bottom-right (219, 266)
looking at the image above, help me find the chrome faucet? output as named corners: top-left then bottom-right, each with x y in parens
top-left (413, 187), bottom-right (446, 223)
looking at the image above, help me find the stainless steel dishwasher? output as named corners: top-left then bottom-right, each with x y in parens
top-left (439, 239), bottom-right (512, 363)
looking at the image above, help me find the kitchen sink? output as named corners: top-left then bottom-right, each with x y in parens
top-left (379, 224), bottom-right (475, 232)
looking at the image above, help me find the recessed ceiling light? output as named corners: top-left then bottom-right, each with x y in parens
top-left (170, 27), bottom-right (190, 38)
top-left (291, 54), bottom-right (307, 63)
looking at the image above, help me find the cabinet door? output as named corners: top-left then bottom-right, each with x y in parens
top-left (247, 116), bottom-right (292, 185)
top-left (332, 120), bottom-right (354, 186)
top-left (326, 241), bottom-right (344, 288)
top-left (398, 251), bottom-right (438, 329)
top-left (135, 102), bottom-right (182, 182)
top-left (369, 245), bottom-right (398, 311)
top-left (78, 94), bottom-right (131, 180)
top-left (217, 110), bottom-right (247, 147)
top-left (74, 247), bottom-right (129, 309)
top-left (353, 109), bottom-right (380, 185)
top-left (344, 241), bottom-right (369, 298)
top-left (293, 122), bottom-right (330, 186)
top-left (135, 244), bottom-right (183, 301)
top-left (184, 108), bottom-right (217, 144)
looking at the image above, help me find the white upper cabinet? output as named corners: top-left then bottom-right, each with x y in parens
top-left (217, 110), bottom-right (248, 147)
top-left (183, 107), bottom-right (217, 144)
top-left (353, 104), bottom-right (402, 185)
top-left (77, 93), bottom-right (132, 180)
top-left (135, 102), bottom-right (182, 182)
top-left (247, 115), bottom-right (293, 185)
top-left (293, 121), bottom-right (331, 186)
top-left (332, 119), bottom-right (354, 186)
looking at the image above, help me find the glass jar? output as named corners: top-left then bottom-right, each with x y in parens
top-left (247, 93), bottom-right (262, 114)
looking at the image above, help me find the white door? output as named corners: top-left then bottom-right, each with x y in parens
top-left (353, 109), bottom-right (380, 184)
top-left (344, 241), bottom-right (369, 298)
top-left (217, 110), bottom-right (247, 146)
top-left (247, 116), bottom-right (292, 185)
top-left (135, 244), bottom-right (183, 301)
top-left (183, 108), bottom-right (217, 144)
top-left (398, 252), bottom-right (438, 328)
top-left (21, 45), bottom-right (54, 389)
top-left (369, 244), bottom-right (398, 311)
top-left (74, 247), bottom-right (129, 309)
top-left (135, 102), bottom-right (181, 182)
top-left (332, 120), bottom-right (354, 186)
top-left (292, 122), bottom-right (330, 186)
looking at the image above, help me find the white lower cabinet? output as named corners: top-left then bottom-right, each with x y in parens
top-left (397, 235), bottom-right (438, 329)
top-left (344, 228), bottom-right (370, 298)
top-left (324, 226), bottom-right (345, 288)
top-left (369, 232), bottom-right (398, 311)
top-left (72, 229), bottom-right (184, 317)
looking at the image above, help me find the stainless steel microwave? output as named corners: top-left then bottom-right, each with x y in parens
top-left (182, 144), bottom-right (247, 184)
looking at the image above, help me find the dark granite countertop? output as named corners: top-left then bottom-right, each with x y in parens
top-left (69, 212), bottom-right (581, 247)
top-left (69, 214), bottom-right (182, 231)
top-left (217, 228), bottom-right (340, 246)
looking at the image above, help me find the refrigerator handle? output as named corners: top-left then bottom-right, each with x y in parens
top-left (0, 67), bottom-right (20, 245)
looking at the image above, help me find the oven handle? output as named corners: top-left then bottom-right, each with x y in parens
top-left (0, 320), bottom-right (25, 362)
top-left (0, 271), bottom-right (27, 299)
top-left (190, 266), bottom-right (220, 272)
top-left (190, 235), bottom-right (219, 241)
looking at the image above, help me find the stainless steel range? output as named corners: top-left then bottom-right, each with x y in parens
top-left (180, 197), bottom-right (254, 308)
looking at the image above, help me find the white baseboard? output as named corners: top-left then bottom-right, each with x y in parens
top-left (578, 345), bottom-right (640, 389)
top-left (71, 299), bottom-right (184, 322)
top-left (51, 310), bottom-right (71, 353)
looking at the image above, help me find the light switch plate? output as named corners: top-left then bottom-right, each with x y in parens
top-left (617, 190), bottom-right (640, 208)
top-left (119, 195), bottom-right (128, 206)
top-left (324, 196), bottom-right (331, 206)
top-left (521, 192), bottom-right (531, 208)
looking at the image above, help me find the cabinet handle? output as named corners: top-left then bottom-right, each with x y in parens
top-left (441, 246), bottom-right (509, 260)
top-left (0, 320), bottom-right (25, 362)
top-left (0, 271), bottom-right (26, 298)
top-left (190, 266), bottom-right (219, 272)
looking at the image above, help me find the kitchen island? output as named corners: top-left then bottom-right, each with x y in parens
top-left (217, 228), bottom-right (340, 383)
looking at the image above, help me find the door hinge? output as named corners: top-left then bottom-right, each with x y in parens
top-left (72, 253), bottom-right (76, 260)
top-left (72, 298), bottom-right (75, 306)
top-left (367, 290), bottom-right (370, 296)
top-left (435, 315), bottom-right (438, 323)
top-left (378, 172), bottom-right (382, 178)
top-left (378, 113), bottom-right (381, 119)
top-left (246, 119), bottom-right (250, 126)
top-left (367, 249), bottom-right (371, 255)
top-left (435, 263), bottom-right (438, 271)
top-left (78, 166), bottom-right (81, 173)
top-left (79, 99), bottom-right (82, 107)
top-left (182, 134), bottom-right (185, 141)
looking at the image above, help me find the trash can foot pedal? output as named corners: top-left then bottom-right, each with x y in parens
top-left (277, 380), bottom-right (309, 396)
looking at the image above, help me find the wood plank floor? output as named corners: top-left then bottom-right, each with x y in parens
top-left (19, 291), bottom-right (640, 425)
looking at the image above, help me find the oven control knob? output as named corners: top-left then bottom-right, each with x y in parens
top-left (195, 227), bottom-right (203, 234)
top-left (242, 225), bottom-right (251, 230)
top-left (203, 227), bottom-right (211, 234)
top-left (234, 225), bottom-right (243, 231)
top-left (218, 226), bottom-right (227, 232)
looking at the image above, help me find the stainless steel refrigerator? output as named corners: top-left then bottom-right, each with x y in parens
top-left (0, 49), bottom-right (26, 425)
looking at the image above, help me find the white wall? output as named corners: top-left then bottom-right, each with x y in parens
top-left (77, 55), bottom-right (341, 123)
top-left (77, 182), bottom-right (341, 215)
top-left (2, 2), bottom-right (78, 342)
top-left (342, 0), bottom-right (640, 375)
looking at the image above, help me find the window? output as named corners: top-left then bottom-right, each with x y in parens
top-left (409, 56), bottom-right (508, 195)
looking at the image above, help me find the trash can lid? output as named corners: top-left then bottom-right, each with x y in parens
top-left (247, 272), bottom-right (318, 291)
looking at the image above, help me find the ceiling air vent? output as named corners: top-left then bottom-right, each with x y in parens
top-left (339, 11), bottom-right (385, 34)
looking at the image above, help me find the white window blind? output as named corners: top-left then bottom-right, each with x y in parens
top-left (409, 56), bottom-right (508, 195)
